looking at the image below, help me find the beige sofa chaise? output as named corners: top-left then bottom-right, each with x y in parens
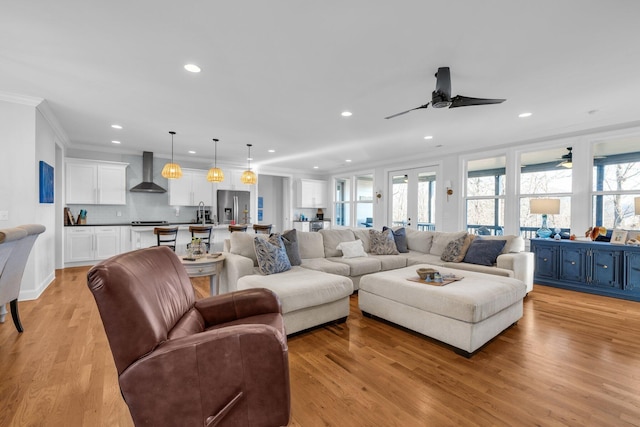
top-left (220, 228), bottom-right (533, 335)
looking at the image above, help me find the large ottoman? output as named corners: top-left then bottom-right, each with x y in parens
top-left (358, 264), bottom-right (526, 356)
top-left (237, 266), bottom-right (354, 335)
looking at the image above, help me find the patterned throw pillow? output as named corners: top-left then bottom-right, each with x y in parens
top-left (440, 234), bottom-right (473, 262)
top-left (369, 229), bottom-right (399, 255)
top-left (254, 234), bottom-right (291, 275)
top-left (382, 226), bottom-right (409, 253)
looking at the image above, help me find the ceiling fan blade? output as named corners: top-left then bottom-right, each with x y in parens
top-left (449, 95), bottom-right (506, 109)
top-left (384, 103), bottom-right (429, 119)
top-left (435, 67), bottom-right (452, 99)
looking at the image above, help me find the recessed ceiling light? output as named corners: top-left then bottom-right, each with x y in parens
top-left (268, 149), bottom-right (275, 153)
top-left (111, 124), bottom-right (122, 129)
top-left (111, 140), bottom-right (121, 144)
top-left (345, 159), bottom-right (352, 163)
top-left (184, 64), bottom-right (201, 73)
top-left (518, 112), bottom-right (532, 118)
top-left (423, 135), bottom-right (433, 140)
top-left (188, 150), bottom-right (196, 154)
top-left (313, 166), bottom-right (319, 169)
top-left (341, 111), bottom-right (352, 117)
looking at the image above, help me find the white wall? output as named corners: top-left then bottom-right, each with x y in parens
top-left (0, 99), bottom-right (56, 300)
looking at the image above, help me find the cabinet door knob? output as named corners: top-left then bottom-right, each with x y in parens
top-left (570, 261), bottom-right (575, 265)
top-left (602, 265), bottom-right (608, 269)
top-left (543, 258), bottom-right (548, 262)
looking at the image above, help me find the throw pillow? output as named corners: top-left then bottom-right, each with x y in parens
top-left (462, 239), bottom-right (506, 266)
top-left (383, 226), bottom-right (408, 253)
top-left (336, 239), bottom-right (368, 258)
top-left (280, 229), bottom-right (302, 266)
top-left (254, 234), bottom-right (292, 275)
top-left (440, 234), bottom-right (470, 262)
top-left (369, 229), bottom-right (399, 255)
top-left (430, 231), bottom-right (468, 256)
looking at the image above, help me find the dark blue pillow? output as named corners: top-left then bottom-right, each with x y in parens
top-left (462, 239), bottom-right (506, 266)
top-left (383, 226), bottom-right (408, 253)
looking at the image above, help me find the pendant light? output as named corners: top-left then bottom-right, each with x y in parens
top-left (207, 138), bottom-right (224, 182)
top-left (240, 143), bottom-right (257, 185)
top-left (161, 131), bottom-right (183, 179)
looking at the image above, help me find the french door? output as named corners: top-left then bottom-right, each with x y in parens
top-left (389, 167), bottom-right (437, 230)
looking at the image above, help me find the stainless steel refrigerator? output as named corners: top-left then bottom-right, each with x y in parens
top-left (217, 190), bottom-right (251, 224)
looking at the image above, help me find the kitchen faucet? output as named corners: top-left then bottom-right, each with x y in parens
top-left (198, 201), bottom-right (206, 225)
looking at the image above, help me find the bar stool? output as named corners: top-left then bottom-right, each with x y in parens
top-left (154, 227), bottom-right (179, 251)
top-left (189, 225), bottom-right (212, 252)
top-left (253, 224), bottom-right (272, 234)
top-left (228, 225), bottom-right (248, 233)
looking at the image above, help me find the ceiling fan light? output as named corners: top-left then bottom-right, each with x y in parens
top-left (559, 161), bottom-right (572, 168)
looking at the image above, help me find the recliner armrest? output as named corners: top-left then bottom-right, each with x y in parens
top-left (195, 288), bottom-right (282, 326)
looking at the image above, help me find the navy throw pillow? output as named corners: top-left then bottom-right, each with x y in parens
top-left (383, 226), bottom-right (409, 253)
top-left (462, 239), bottom-right (506, 266)
top-left (280, 229), bottom-right (302, 266)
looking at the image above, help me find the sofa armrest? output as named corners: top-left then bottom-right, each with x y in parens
top-left (119, 324), bottom-right (290, 427)
top-left (496, 252), bottom-right (534, 293)
top-left (195, 288), bottom-right (282, 325)
top-left (219, 252), bottom-right (255, 294)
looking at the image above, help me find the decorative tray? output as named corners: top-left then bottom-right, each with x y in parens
top-left (407, 275), bottom-right (463, 286)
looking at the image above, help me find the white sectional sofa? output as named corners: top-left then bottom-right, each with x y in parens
top-left (219, 228), bottom-right (533, 336)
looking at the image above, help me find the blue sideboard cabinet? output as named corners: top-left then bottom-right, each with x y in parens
top-left (531, 238), bottom-right (640, 301)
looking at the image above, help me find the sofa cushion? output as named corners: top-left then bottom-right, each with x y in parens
top-left (369, 229), bottom-right (399, 255)
top-left (476, 235), bottom-right (524, 254)
top-left (405, 229), bottom-right (435, 253)
top-left (383, 226), bottom-right (408, 253)
top-left (280, 229), bottom-right (302, 266)
top-left (336, 240), bottom-right (368, 258)
top-left (254, 234), bottom-right (291, 275)
top-left (351, 229), bottom-right (371, 252)
top-left (297, 231), bottom-right (325, 259)
top-left (430, 231), bottom-right (468, 256)
top-left (405, 252), bottom-right (446, 267)
top-left (301, 258), bottom-right (351, 276)
top-left (320, 229), bottom-right (355, 257)
top-left (368, 254), bottom-right (408, 270)
top-left (463, 239), bottom-right (506, 266)
top-left (230, 232), bottom-right (264, 266)
top-left (328, 256), bottom-right (382, 276)
top-left (236, 266), bottom-right (353, 314)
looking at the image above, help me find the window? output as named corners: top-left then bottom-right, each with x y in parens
top-left (592, 139), bottom-right (640, 230)
top-left (333, 174), bottom-right (374, 228)
top-left (466, 157), bottom-right (505, 235)
top-left (520, 148), bottom-right (572, 238)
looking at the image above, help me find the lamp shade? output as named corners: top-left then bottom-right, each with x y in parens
top-left (635, 197), bottom-right (640, 215)
top-left (207, 167), bottom-right (224, 183)
top-left (530, 199), bottom-right (560, 215)
top-left (240, 170), bottom-right (257, 184)
top-left (161, 162), bottom-right (183, 179)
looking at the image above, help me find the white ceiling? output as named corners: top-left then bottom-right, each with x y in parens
top-left (2, 1), bottom-right (640, 174)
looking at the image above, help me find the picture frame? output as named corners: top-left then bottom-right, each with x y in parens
top-left (39, 160), bottom-right (54, 203)
top-left (610, 229), bottom-right (628, 245)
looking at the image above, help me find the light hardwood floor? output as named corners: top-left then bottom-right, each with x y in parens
top-left (2, 266), bottom-right (640, 426)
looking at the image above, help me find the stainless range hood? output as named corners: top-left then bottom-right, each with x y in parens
top-left (130, 151), bottom-right (167, 193)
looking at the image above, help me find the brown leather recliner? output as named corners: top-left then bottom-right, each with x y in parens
top-left (87, 246), bottom-right (290, 427)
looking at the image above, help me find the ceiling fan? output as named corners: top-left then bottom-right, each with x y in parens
top-left (384, 67), bottom-right (506, 119)
top-left (557, 147), bottom-right (573, 168)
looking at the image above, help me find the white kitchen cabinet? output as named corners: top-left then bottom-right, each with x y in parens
top-left (216, 169), bottom-right (248, 191)
top-left (66, 159), bottom-right (128, 205)
top-left (168, 168), bottom-right (213, 206)
top-left (65, 226), bottom-right (121, 265)
top-left (293, 222), bottom-right (311, 232)
top-left (296, 179), bottom-right (327, 208)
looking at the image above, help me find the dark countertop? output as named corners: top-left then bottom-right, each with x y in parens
top-left (65, 221), bottom-right (219, 227)
top-left (293, 218), bottom-right (331, 222)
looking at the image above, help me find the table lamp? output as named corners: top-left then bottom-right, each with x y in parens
top-left (530, 199), bottom-right (560, 238)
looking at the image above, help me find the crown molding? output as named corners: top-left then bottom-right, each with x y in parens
top-left (0, 91), bottom-right (43, 106)
top-left (36, 100), bottom-right (70, 146)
